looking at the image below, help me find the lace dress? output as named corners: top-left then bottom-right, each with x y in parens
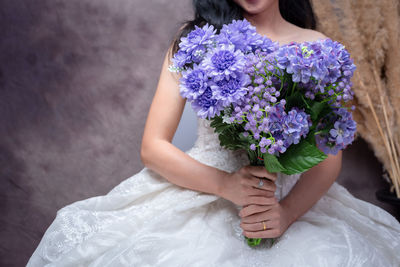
top-left (28, 119), bottom-right (400, 267)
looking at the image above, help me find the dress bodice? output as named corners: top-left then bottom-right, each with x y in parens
top-left (187, 118), bottom-right (302, 201)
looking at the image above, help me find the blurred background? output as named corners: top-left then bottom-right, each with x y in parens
top-left (1, 0), bottom-right (399, 266)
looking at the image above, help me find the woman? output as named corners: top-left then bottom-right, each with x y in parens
top-left (28, 0), bottom-right (400, 266)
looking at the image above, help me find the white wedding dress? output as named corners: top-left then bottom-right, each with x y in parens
top-left (28, 119), bottom-right (400, 267)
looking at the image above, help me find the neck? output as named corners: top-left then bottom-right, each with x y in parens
top-left (242, 2), bottom-right (288, 38)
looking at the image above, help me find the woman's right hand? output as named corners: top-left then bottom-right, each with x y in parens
top-left (219, 165), bottom-right (278, 207)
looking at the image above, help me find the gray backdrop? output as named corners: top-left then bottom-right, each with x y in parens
top-left (0, 1), bottom-right (397, 266)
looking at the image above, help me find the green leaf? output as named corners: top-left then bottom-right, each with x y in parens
top-left (279, 139), bottom-right (327, 175)
top-left (247, 149), bottom-right (258, 165)
top-left (316, 104), bottom-right (333, 122)
top-left (306, 131), bottom-right (317, 146)
top-left (210, 117), bottom-right (232, 133)
top-left (285, 91), bottom-right (305, 110)
top-left (263, 153), bottom-right (286, 173)
top-left (218, 133), bottom-right (235, 148)
top-left (310, 101), bottom-right (327, 121)
top-left (210, 118), bottom-right (254, 152)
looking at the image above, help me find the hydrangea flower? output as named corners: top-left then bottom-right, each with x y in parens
top-left (316, 108), bottom-right (357, 155)
top-left (274, 39), bottom-right (356, 102)
top-left (282, 108), bottom-right (311, 147)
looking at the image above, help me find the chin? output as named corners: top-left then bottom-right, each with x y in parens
top-left (234, 0), bottom-right (277, 15)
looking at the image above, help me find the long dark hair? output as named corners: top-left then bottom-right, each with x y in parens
top-left (171, 0), bottom-right (317, 54)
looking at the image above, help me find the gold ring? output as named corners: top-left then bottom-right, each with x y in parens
top-left (262, 221), bottom-right (266, 231)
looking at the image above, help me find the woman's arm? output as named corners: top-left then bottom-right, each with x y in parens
top-left (280, 151), bottom-right (342, 224)
top-left (141, 50), bottom-right (224, 196)
top-left (141, 49), bottom-right (277, 206)
top-left (240, 151), bottom-right (342, 238)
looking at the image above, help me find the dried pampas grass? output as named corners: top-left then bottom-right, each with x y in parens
top-left (311, 0), bottom-right (400, 197)
top-left (365, 84), bottom-right (400, 197)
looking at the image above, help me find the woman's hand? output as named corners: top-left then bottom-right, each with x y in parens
top-left (219, 165), bottom-right (278, 207)
top-left (239, 201), bottom-right (292, 239)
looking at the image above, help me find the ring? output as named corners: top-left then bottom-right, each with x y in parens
top-left (258, 178), bottom-right (264, 188)
top-left (262, 221), bottom-right (267, 231)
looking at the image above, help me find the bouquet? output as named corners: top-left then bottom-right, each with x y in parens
top-left (169, 19), bottom-right (357, 246)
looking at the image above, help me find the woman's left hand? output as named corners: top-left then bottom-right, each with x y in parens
top-left (239, 202), bottom-right (292, 239)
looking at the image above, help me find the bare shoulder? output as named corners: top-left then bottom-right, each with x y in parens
top-left (280, 23), bottom-right (328, 44)
top-left (298, 28), bottom-right (328, 42)
top-left (278, 23), bottom-right (328, 44)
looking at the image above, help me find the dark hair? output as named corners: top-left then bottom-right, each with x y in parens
top-left (171, 0), bottom-right (317, 54)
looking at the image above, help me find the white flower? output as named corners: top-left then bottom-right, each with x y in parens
top-left (222, 114), bottom-right (233, 124)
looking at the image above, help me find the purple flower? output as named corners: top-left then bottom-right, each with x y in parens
top-left (282, 108), bottom-right (311, 146)
top-left (316, 135), bottom-right (341, 155)
top-left (218, 19), bottom-right (264, 53)
top-left (171, 50), bottom-right (190, 69)
top-left (329, 120), bottom-right (353, 143)
top-left (201, 44), bottom-right (246, 80)
top-left (329, 109), bottom-right (357, 145)
top-left (273, 39), bottom-right (356, 103)
top-left (259, 137), bottom-right (271, 148)
top-left (210, 73), bottom-right (250, 106)
top-left (316, 108), bottom-right (357, 155)
top-left (267, 102), bottom-right (286, 135)
top-left (179, 24), bottom-right (216, 64)
top-left (191, 87), bottom-right (223, 119)
top-left (180, 67), bottom-right (208, 100)
top-left (259, 38), bottom-right (279, 53)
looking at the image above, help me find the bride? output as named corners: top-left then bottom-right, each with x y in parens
top-left (28, 0), bottom-right (400, 266)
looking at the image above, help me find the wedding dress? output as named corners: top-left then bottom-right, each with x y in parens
top-left (28, 119), bottom-right (400, 267)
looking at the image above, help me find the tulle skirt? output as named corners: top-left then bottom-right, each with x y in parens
top-left (28, 136), bottom-right (400, 266)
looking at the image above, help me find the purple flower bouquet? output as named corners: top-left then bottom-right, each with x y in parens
top-left (169, 19), bottom-right (357, 246)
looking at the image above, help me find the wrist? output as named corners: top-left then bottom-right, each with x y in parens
top-left (280, 198), bottom-right (298, 226)
top-left (214, 170), bottom-right (230, 198)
